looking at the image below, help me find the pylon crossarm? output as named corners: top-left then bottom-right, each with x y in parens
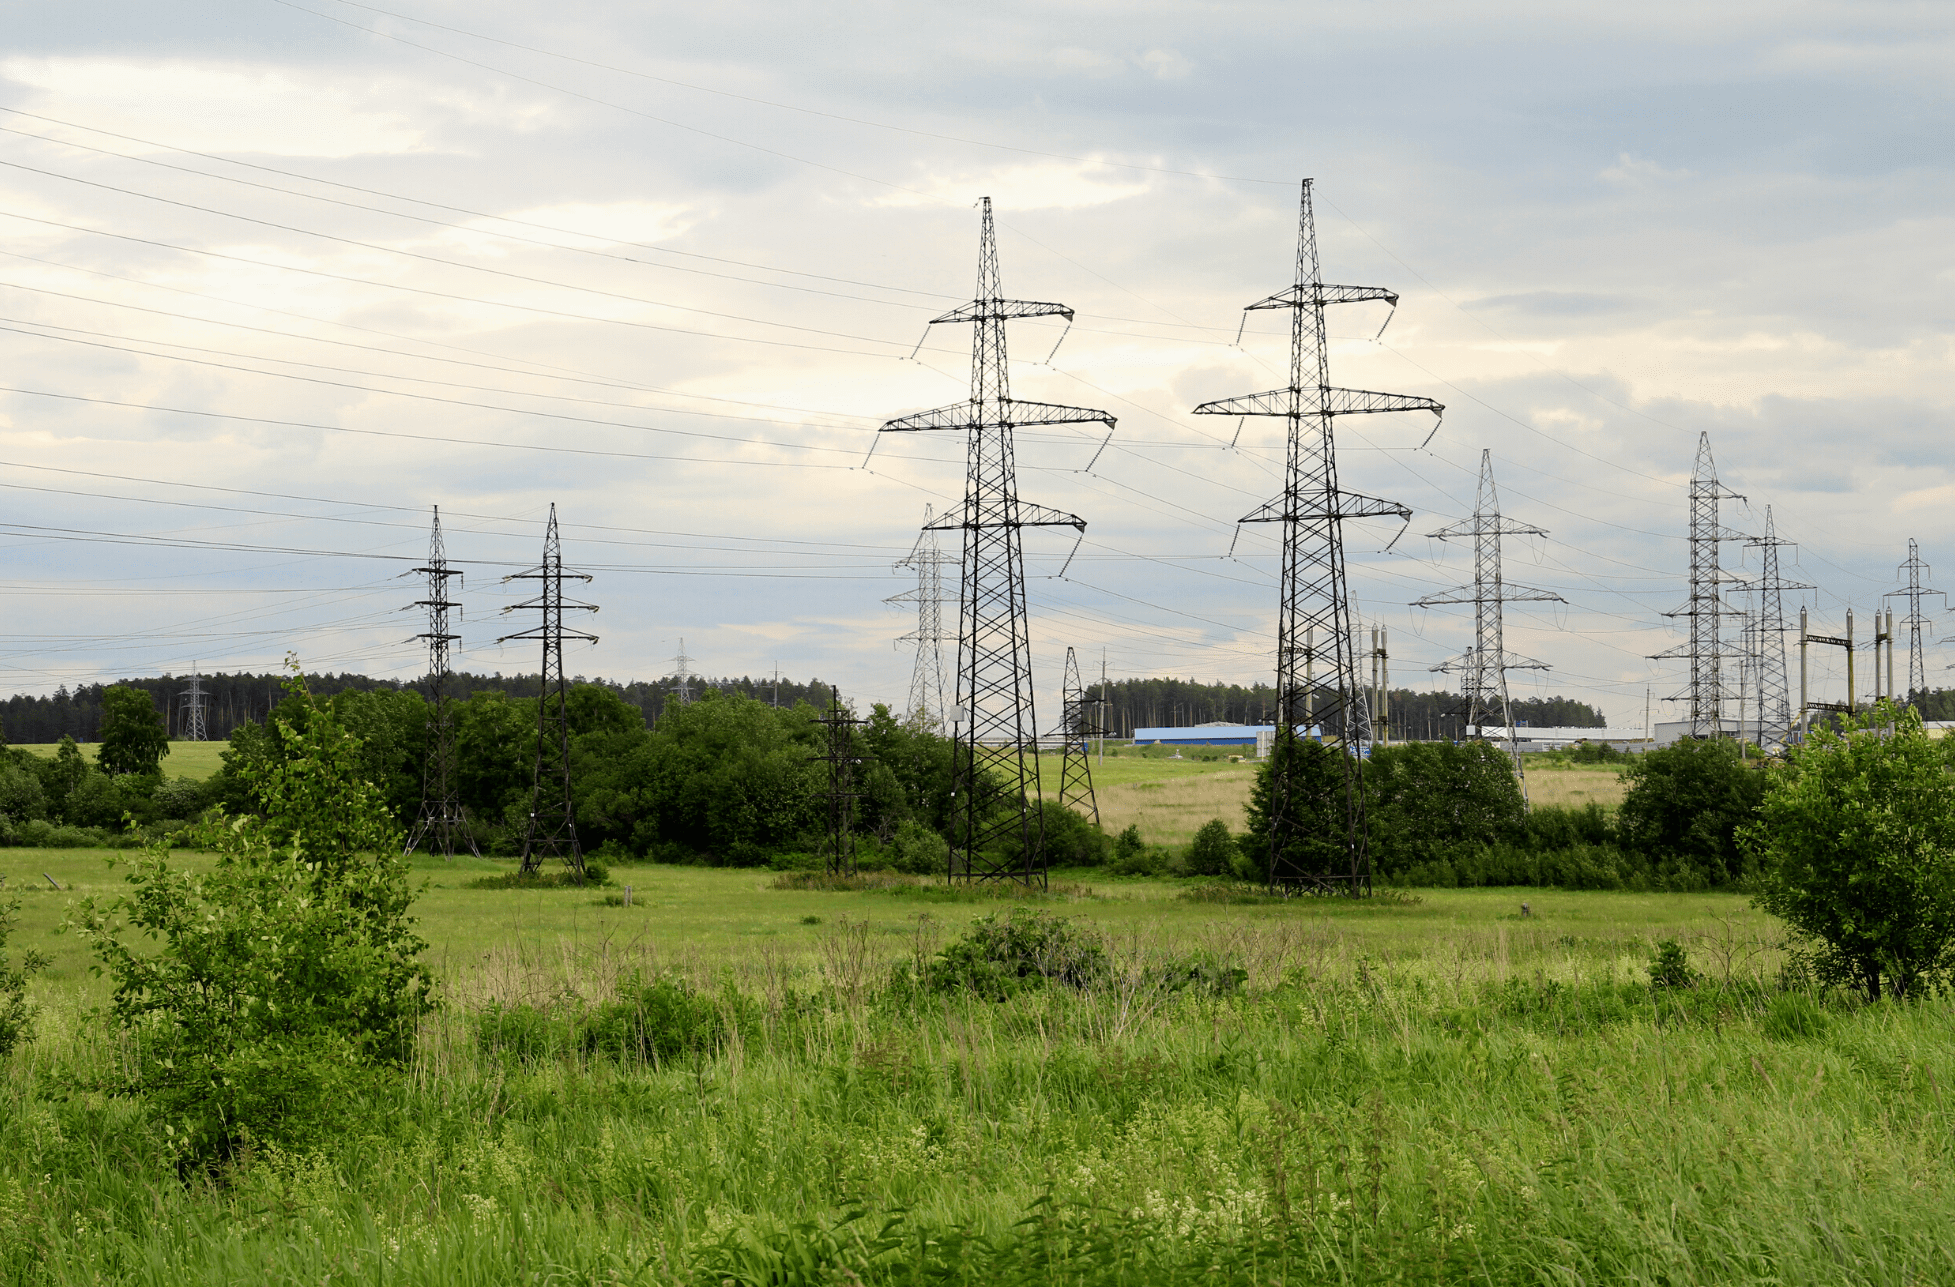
top-left (1245, 283), bottom-right (1399, 310)
top-left (930, 299), bottom-right (1073, 324)
top-left (1193, 387), bottom-right (1444, 419)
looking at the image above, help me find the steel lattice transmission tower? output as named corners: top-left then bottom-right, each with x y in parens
top-left (177, 664), bottom-right (209, 742)
top-left (1194, 179), bottom-right (1439, 892)
top-left (1743, 506), bottom-right (1811, 749)
top-left (1652, 433), bottom-right (1748, 738)
top-left (407, 507), bottom-right (478, 858)
top-left (671, 639), bottom-right (695, 706)
top-left (497, 504), bottom-right (597, 879)
top-left (810, 690), bottom-right (870, 877)
top-left (877, 197), bottom-right (1112, 886)
top-left (888, 505), bottom-right (950, 728)
top-left (1885, 539), bottom-right (1945, 704)
top-left (1414, 451), bottom-right (1562, 792)
top-left (1053, 646), bottom-right (1101, 827)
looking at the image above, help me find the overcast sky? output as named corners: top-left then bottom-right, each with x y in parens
top-left (0, 0), bottom-right (1949, 729)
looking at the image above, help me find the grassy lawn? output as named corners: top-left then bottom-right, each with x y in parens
top-left (9, 842), bottom-right (1949, 1284)
top-left (12, 845), bottom-right (1756, 1007)
top-left (10, 739), bottom-right (226, 780)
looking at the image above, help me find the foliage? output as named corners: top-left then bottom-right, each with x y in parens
top-left (1365, 740), bottom-right (1528, 875)
top-left (1617, 738), bottom-right (1765, 885)
top-left (0, 897), bottom-right (49, 1058)
top-left (1030, 799), bottom-right (1110, 868)
top-left (1111, 823), bottom-right (1144, 868)
top-left (1184, 817), bottom-right (1236, 877)
top-left (96, 685), bottom-right (171, 778)
top-left (923, 909), bottom-right (1108, 999)
top-left (886, 818), bottom-right (950, 875)
top-left (1242, 735), bottom-right (1350, 877)
top-left (72, 668), bottom-right (433, 1164)
top-left (1648, 939), bottom-right (1696, 988)
top-left (0, 751), bottom-right (48, 823)
top-left (1744, 702), bottom-right (1955, 1000)
top-left (477, 975), bottom-right (734, 1068)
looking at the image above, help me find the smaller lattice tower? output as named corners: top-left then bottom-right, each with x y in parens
top-left (1053, 646), bottom-right (1101, 826)
top-left (407, 507), bottom-right (478, 858)
top-left (1742, 506), bottom-right (1811, 750)
top-left (672, 639), bottom-right (695, 706)
top-left (809, 689), bottom-right (870, 877)
top-left (177, 664), bottom-right (209, 742)
top-left (1653, 433), bottom-right (1748, 737)
top-left (497, 504), bottom-right (598, 879)
top-left (1885, 539), bottom-right (1944, 704)
top-left (1414, 451), bottom-right (1562, 793)
top-left (888, 505), bottom-right (950, 729)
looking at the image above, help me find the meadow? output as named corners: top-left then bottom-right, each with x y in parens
top-left (6, 846), bottom-right (1951, 1285)
top-left (11, 739), bottom-right (227, 781)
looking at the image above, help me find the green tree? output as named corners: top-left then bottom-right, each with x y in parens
top-left (1186, 817), bottom-right (1237, 876)
top-left (98, 684), bottom-right (169, 777)
top-left (0, 897), bottom-right (49, 1057)
top-left (1743, 703), bottom-right (1955, 1000)
top-left (1242, 736), bottom-right (1351, 881)
top-left (1364, 741), bottom-right (1527, 875)
top-left (1616, 738), bottom-right (1765, 885)
top-left (75, 668), bottom-right (433, 1163)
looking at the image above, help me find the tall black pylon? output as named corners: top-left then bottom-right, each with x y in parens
top-left (407, 507), bottom-right (478, 859)
top-left (177, 663), bottom-right (209, 743)
top-left (810, 689), bottom-right (870, 877)
top-left (1415, 450), bottom-right (1561, 797)
top-left (1053, 646), bottom-right (1101, 827)
top-left (878, 198), bottom-right (1113, 886)
top-left (1195, 179), bottom-right (1439, 892)
top-left (1653, 433), bottom-right (1748, 738)
top-left (1885, 539), bottom-right (1944, 702)
top-left (497, 504), bottom-right (597, 879)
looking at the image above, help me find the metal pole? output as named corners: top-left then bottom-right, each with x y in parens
top-left (1887, 608), bottom-right (1896, 709)
top-left (1846, 607), bottom-right (1856, 716)
top-left (1381, 626), bottom-right (1390, 747)
top-left (1799, 605), bottom-right (1809, 741)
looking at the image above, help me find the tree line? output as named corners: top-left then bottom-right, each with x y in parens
top-left (1087, 676), bottom-right (1605, 735)
top-left (0, 669), bottom-right (834, 745)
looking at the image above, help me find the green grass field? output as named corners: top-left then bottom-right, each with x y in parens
top-left (7, 845), bottom-right (1950, 1284)
top-left (10, 739), bottom-right (227, 780)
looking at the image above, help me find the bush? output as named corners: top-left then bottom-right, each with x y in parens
top-left (0, 897), bottom-right (49, 1057)
top-left (1185, 818), bottom-right (1236, 877)
top-left (1617, 738), bottom-right (1764, 886)
top-left (1037, 801), bottom-right (1110, 867)
top-left (581, 976), bottom-right (730, 1064)
top-left (151, 776), bottom-right (211, 821)
top-left (887, 819), bottom-right (950, 875)
top-left (1745, 702), bottom-right (1955, 1000)
top-left (1111, 824), bottom-right (1144, 867)
top-left (1648, 940), bottom-right (1696, 989)
top-left (925, 910), bottom-right (1107, 1000)
top-left (72, 668), bottom-right (433, 1166)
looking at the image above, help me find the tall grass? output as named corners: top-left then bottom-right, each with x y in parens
top-left (4, 910), bottom-right (1950, 1284)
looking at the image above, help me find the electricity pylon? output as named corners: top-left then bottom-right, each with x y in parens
top-left (1195, 178), bottom-right (1440, 892)
top-left (877, 197), bottom-right (1112, 886)
top-left (1652, 433), bottom-right (1748, 738)
top-left (1743, 506), bottom-right (1811, 749)
top-left (888, 505), bottom-right (950, 729)
top-left (497, 504), bottom-right (597, 879)
top-left (1053, 646), bottom-right (1101, 826)
top-left (406, 507), bottom-right (478, 858)
top-left (810, 689), bottom-right (869, 877)
top-left (671, 639), bottom-right (695, 706)
top-left (1885, 539), bottom-right (1944, 703)
top-left (177, 664), bottom-right (209, 742)
top-left (1414, 450), bottom-right (1562, 797)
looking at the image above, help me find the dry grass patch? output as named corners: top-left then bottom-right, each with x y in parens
top-left (1524, 765), bottom-right (1629, 810)
top-left (1096, 768), bottom-right (1255, 846)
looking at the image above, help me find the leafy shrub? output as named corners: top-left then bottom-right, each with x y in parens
top-left (465, 860), bottom-right (611, 889)
top-left (888, 819), bottom-right (950, 875)
top-left (581, 976), bottom-right (730, 1064)
top-left (1185, 818), bottom-right (1236, 877)
top-left (1745, 703), bottom-right (1955, 1000)
top-left (925, 910), bottom-right (1107, 1000)
top-left (150, 776), bottom-right (211, 821)
top-left (1112, 824), bottom-right (1144, 867)
top-left (73, 668), bottom-right (434, 1166)
top-left (1036, 801), bottom-right (1109, 867)
top-left (1617, 738), bottom-right (1764, 885)
top-left (0, 756), bottom-right (47, 822)
top-left (475, 1001), bottom-right (574, 1063)
top-left (1648, 940), bottom-right (1696, 989)
top-left (0, 898), bottom-right (49, 1057)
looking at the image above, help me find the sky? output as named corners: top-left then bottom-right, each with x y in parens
top-left (0, 0), bottom-right (1950, 730)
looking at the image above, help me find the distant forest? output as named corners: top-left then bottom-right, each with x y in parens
top-left (1086, 677), bottom-right (1608, 737)
top-left (0, 670), bottom-right (834, 744)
